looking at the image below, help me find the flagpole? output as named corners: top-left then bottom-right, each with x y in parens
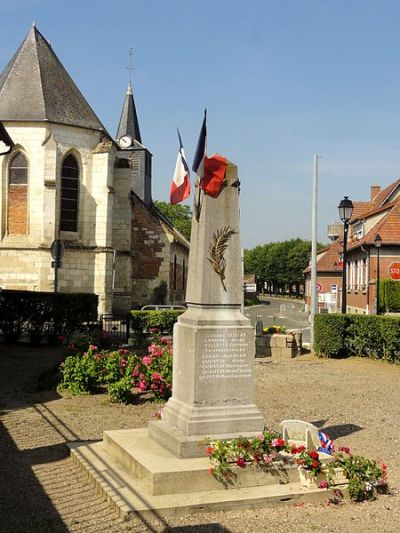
top-left (310, 154), bottom-right (319, 348)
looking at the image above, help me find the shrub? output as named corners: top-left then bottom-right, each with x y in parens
top-left (381, 278), bottom-right (400, 312)
top-left (314, 313), bottom-right (400, 363)
top-left (0, 290), bottom-right (98, 341)
top-left (314, 314), bottom-right (349, 358)
top-left (130, 310), bottom-right (184, 342)
top-left (57, 339), bottom-right (173, 403)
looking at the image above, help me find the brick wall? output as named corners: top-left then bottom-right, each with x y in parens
top-left (8, 185), bottom-right (27, 234)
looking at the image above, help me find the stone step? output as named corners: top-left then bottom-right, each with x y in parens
top-left (69, 438), bottom-right (335, 520)
top-left (101, 428), bottom-right (299, 496)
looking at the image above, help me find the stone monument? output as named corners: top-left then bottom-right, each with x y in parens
top-left (149, 160), bottom-right (264, 456)
top-left (70, 161), bottom-right (329, 517)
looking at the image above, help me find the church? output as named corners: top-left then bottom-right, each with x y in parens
top-left (0, 25), bottom-right (189, 315)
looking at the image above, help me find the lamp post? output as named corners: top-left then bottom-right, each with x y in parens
top-left (338, 196), bottom-right (354, 314)
top-left (374, 233), bottom-right (382, 315)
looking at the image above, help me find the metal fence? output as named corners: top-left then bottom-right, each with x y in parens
top-left (100, 314), bottom-right (130, 344)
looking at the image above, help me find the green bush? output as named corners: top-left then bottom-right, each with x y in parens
top-left (314, 314), bottom-right (349, 358)
top-left (346, 316), bottom-right (382, 359)
top-left (314, 313), bottom-right (400, 363)
top-left (381, 279), bottom-right (400, 312)
top-left (130, 310), bottom-right (184, 341)
top-left (0, 290), bottom-right (98, 342)
top-left (58, 339), bottom-right (173, 403)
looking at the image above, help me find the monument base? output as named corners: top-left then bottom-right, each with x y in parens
top-left (148, 419), bottom-right (265, 458)
top-left (69, 428), bottom-right (338, 520)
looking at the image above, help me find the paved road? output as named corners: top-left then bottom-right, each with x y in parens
top-left (244, 296), bottom-right (311, 343)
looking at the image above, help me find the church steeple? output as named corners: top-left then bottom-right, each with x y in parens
top-left (116, 81), bottom-right (142, 144)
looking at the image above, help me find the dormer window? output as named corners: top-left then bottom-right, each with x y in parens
top-left (353, 221), bottom-right (364, 240)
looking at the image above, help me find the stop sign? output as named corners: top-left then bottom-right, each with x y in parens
top-left (389, 262), bottom-right (400, 280)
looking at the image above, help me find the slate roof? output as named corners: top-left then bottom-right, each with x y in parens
top-left (116, 82), bottom-right (142, 143)
top-left (0, 25), bottom-right (106, 131)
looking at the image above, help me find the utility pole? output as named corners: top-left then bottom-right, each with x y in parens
top-left (310, 154), bottom-right (319, 347)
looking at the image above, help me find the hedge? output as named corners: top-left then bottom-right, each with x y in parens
top-left (380, 279), bottom-right (400, 312)
top-left (314, 313), bottom-right (400, 363)
top-left (130, 310), bottom-right (184, 341)
top-left (0, 290), bottom-right (98, 342)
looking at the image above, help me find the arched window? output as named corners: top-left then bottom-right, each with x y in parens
top-left (8, 152), bottom-right (28, 234)
top-left (60, 154), bottom-right (79, 232)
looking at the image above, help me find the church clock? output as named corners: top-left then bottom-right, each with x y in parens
top-left (119, 134), bottom-right (133, 149)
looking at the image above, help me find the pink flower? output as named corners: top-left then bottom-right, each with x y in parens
top-left (151, 383), bottom-right (159, 391)
top-left (139, 373), bottom-right (145, 380)
top-left (152, 372), bottom-right (162, 381)
top-left (149, 327), bottom-right (158, 333)
top-left (142, 356), bottom-right (152, 365)
top-left (89, 344), bottom-right (98, 351)
top-left (263, 454), bottom-right (274, 464)
top-left (120, 359), bottom-right (128, 367)
top-left (319, 480), bottom-right (329, 489)
top-left (138, 381), bottom-right (147, 391)
top-left (132, 369), bottom-right (139, 378)
top-left (148, 345), bottom-right (163, 357)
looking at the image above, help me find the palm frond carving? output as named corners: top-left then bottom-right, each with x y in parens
top-left (207, 226), bottom-right (237, 290)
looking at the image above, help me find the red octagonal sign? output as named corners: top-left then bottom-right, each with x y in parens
top-left (389, 262), bottom-right (400, 280)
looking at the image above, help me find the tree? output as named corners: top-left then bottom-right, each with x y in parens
top-left (153, 201), bottom-right (192, 241)
top-left (244, 239), bottom-right (324, 297)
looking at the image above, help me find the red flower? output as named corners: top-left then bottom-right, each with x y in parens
top-left (338, 446), bottom-right (350, 454)
top-left (311, 460), bottom-right (319, 469)
top-left (236, 458), bottom-right (246, 468)
top-left (206, 446), bottom-right (213, 456)
top-left (319, 480), bottom-right (329, 489)
top-left (309, 450), bottom-right (319, 459)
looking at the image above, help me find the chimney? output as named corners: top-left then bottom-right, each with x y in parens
top-left (371, 185), bottom-right (381, 201)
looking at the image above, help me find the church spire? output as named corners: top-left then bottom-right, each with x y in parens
top-left (116, 50), bottom-right (142, 144)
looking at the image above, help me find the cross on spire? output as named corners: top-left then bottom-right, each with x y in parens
top-left (126, 48), bottom-right (134, 84)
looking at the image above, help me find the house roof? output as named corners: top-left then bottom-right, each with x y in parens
top-left (0, 25), bottom-right (106, 131)
top-left (349, 199), bottom-right (400, 250)
top-left (304, 240), bottom-right (342, 274)
top-left (116, 82), bottom-right (142, 143)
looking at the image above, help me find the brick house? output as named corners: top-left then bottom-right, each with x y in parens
top-left (0, 25), bottom-right (189, 315)
top-left (304, 180), bottom-right (400, 314)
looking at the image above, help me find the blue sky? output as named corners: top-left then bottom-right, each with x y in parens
top-left (2, 1), bottom-right (400, 248)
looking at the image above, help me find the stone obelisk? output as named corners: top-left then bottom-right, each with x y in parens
top-left (149, 161), bottom-right (264, 457)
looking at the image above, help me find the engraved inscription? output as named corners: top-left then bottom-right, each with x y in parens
top-left (199, 332), bottom-right (251, 381)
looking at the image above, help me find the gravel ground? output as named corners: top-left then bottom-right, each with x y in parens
top-left (0, 344), bottom-right (399, 532)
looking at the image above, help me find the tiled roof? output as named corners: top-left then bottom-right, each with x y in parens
top-left (370, 179), bottom-right (400, 209)
top-left (304, 240), bottom-right (342, 274)
top-left (349, 199), bottom-right (400, 250)
top-left (0, 25), bottom-right (106, 131)
top-left (350, 201), bottom-right (371, 221)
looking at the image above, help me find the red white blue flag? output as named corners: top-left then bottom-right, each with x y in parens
top-left (318, 431), bottom-right (334, 455)
top-left (192, 109), bottom-right (207, 180)
top-left (0, 120), bottom-right (14, 155)
top-left (170, 129), bottom-right (191, 204)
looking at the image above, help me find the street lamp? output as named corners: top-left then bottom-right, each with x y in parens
top-left (374, 233), bottom-right (382, 315)
top-left (338, 196), bottom-right (354, 314)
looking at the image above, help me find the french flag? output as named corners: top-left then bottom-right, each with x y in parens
top-left (192, 109), bottom-right (207, 179)
top-left (170, 129), bottom-right (191, 204)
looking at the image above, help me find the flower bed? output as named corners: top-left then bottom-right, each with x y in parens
top-left (57, 335), bottom-right (172, 403)
top-left (206, 432), bottom-right (389, 502)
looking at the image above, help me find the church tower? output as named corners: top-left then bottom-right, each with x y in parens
top-left (115, 79), bottom-right (153, 206)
